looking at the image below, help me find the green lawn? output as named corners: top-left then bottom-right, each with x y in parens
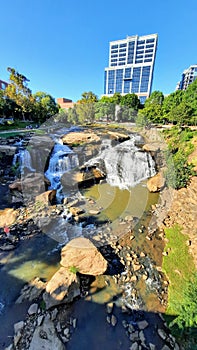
top-left (162, 225), bottom-right (196, 316)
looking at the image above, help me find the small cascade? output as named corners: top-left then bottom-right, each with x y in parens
top-left (85, 134), bottom-right (156, 189)
top-left (45, 142), bottom-right (79, 201)
top-left (12, 148), bottom-right (35, 173)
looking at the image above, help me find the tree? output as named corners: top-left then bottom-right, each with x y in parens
top-left (162, 90), bottom-right (184, 121)
top-left (95, 101), bottom-right (115, 121)
top-left (120, 93), bottom-right (140, 110)
top-left (77, 91), bottom-right (98, 104)
top-left (5, 67), bottom-right (34, 120)
top-left (33, 91), bottom-right (59, 123)
top-left (168, 102), bottom-right (193, 126)
top-left (141, 91), bottom-right (164, 123)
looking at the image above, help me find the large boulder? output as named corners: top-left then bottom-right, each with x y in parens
top-left (147, 172), bottom-right (165, 192)
top-left (43, 268), bottom-right (80, 309)
top-left (0, 208), bottom-right (18, 228)
top-left (35, 190), bottom-right (56, 206)
top-left (29, 318), bottom-right (64, 350)
top-left (62, 131), bottom-right (100, 145)
top-left (61, 237), bottom-right (108, 275)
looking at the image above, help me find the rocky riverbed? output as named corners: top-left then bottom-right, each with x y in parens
top-left (0, 125), bottom-right (191, 350)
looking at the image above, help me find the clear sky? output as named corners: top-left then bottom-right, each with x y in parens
top-left (1, 0), bottom-right (197, 102)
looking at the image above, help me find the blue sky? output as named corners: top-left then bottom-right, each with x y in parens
top-left (1, 0), bottom-right (197, 102)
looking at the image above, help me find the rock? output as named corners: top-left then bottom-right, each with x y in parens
top-left (28, 303), bottom-right (38, 315)
top-left (69, 206), bottom-right (85, 216)
top-left (64, 328), bottom-right (70, 336)
top-left (157, 328), bottom-right (168, 340)
top-left (129, 341), bottom-right (139, 350)
top-left (89, 209), bottom-right (100, 215)
top-left (14, 321), bottom-right (24, 334)
top-left (29, 318), bottom-right (65, 350)
top-left (16, 277), bottom-right (46, 303)
top-left (9, 173), bottom-right (49, 201)
top-left (147, 172), bottom-right (165, 192)
top-left (161, 346), bottom-right (171, 350)
top-left (62, 131), bottom-right (100, 145)
top-left (111, 314), bottom-right (117, 326)
top-left (72, 318), bottom-right (77, 328)
top-left (107, 131), bottom-right (130, 142)
top-left (149, 344), bottom-right (156, 350)
top-left (35, 190), bottom-right (56, 206)
top-left (0, 208), bottom-right (18, 228)
top-left (137, 320), bottom-right (149, 330)
top-left (51, 308), bottom-right (58, 321)
top-left (106, 302), bottom-right (114, 314)
top-left (61, 237), bottom-right (108, 275)
top-left (43, 267), bottom-right (80, 309)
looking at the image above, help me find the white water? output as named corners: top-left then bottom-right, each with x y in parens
top-left (12, 148), bottom-right (35, 173)
top-left (85, 135), bottom-right (156, 189)
top-left (45, 142), bottom-right (79, 191)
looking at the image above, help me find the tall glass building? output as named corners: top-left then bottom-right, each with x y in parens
top-left (104, 34), bottom-right (158, 104)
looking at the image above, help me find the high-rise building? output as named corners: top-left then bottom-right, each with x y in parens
top-left (176, 65), bottom-right (197, 91)
top-left (104, 34), bottom-right (158, 104)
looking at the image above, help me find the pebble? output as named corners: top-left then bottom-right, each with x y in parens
top-left (14, 321), bottom-right (24, 334)
top-left (111, 314), bottom-right (117, 326)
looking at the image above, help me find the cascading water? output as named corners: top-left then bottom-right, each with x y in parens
top-left (45, 142), bottom-right (79, 201)
top-left (12, 147), bottom-right (35, 173)
top-left (85, 135), bottom-right (156, 189)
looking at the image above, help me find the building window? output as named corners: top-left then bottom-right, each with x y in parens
top-left (108, 70), bottom-right (115, 94)
top-left (146, 44), bottom-right (154, 48)
top-left (115, 69), bottom-right (123, 93)
top-left (139, 96), bottom-right (147, 104)
top-left (146, 38), bottom-right (155, 43)
top-left (124, 80), bottom-right (131, 93)
top-left (111, 45), bottom-right (118, 49)
top-left (120, 43), bottom-right (127, 48)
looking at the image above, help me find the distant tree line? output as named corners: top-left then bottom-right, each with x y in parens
top-left (1, 67), bottom-right (197, 126)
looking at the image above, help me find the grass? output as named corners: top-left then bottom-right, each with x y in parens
top-left (162, 225), bottom-right (196, 316)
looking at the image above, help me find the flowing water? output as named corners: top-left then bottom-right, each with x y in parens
top-left (0, 127), bottom-right (163, 348)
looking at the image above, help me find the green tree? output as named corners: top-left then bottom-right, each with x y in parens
top-left (5, 67), bottom-right (34, 120)
top-left (33, 91), bottom-right (59, 123)
top-left (77, 91), bottom-right (98, 104)
top-left (95, 101), bottom-right (114, 121)
top-left (141, 91), bottom-right (164, 123)
top-left (162, 90), bottom-right (184, 121)
top-left (120, 93), bottom-right (140, 110)
top-left (168, 102), bottom-right (193, 126)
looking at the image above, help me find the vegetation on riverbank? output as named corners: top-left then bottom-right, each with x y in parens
top-left (162, 126), bottom-right (197, 189)
top-left (162, 225), bottom-right (197, 348)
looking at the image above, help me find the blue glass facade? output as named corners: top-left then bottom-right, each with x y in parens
top-left (105, 34), bottom-right (158, 102)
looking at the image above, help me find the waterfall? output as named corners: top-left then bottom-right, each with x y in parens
top-left (45, 142), bottom-right (79, 192)
top-left (12, 148), bottom-right (35, 173)
top-left (85, 135), bottom-right (156, 189)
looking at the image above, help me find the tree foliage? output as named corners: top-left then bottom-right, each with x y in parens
top-left (1, 67), bottom-right (59, 123)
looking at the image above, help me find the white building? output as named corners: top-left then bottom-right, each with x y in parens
top-left (176, 65), bottom-right (197, 91)
top-left (104, 34), bottom-right (158, 104)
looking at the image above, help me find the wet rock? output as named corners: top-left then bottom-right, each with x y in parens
top-left (137, 320), bottom-right (149, 330)
top-left (106, 302), bottom-right (114, 314)
top-left (161, 346), bottom-right (171, 350)
top-left (16, 277), bottom-right (46, 303)
top-left (0, 208), bottom-right (18, 228)
top-left (147, 172), bottom-right (165, 192)
top-left (61, 237), bottom-right (108, 275)
top-left (149, 344), bottom-right (156, 350)
top-left (111, 314), bottom-right (117, 326)
top-left (14, 321), bottom-right (24, 334)
top-left (29, 319), bottom-right (65, 350)
top-left (89, 209), bottom-right (100, 215)
top-left (28, 303), bottom-right (38, 315)
top-left (129, 342), bottom-right (139, 350)
top-left (43, 268), bottom-right (80, 309)
top-left (158, 328), bottom-right (168, 340)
